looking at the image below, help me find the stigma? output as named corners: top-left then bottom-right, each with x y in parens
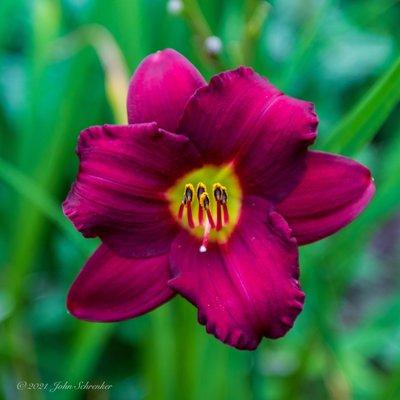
top-left (178, 182), bottom-right (230, 251)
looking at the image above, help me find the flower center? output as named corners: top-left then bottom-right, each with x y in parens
top-left (167, 164), bottom-right (242, 252)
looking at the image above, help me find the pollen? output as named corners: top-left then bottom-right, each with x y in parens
top-left (184, 183), bottom-right (194, 203)
top-left (168, 164), bottom-right (241, 249)
top-left (221, 186), bottom-right (228, 204)
top-left (199, 192), bottom-right (210, 210)
top-left (178, 183), bottom-right (195, 228)
top-left (213, 183), bottom-right (223, 202)
top-left (179, 182), bottom-right (231, 240)
top-left (197, 182), bottom-right (206, 200)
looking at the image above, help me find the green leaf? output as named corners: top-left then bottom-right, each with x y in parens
top-left (0, 157), bottom-right (94, 256)
top-left (57, 323), bottom-right (114, 400)
top-left (321, 54), bottom-right (400, 155)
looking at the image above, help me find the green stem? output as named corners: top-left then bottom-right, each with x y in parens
top-left (181, 0), bottom-right (224, 70)
top-left (241, 0), bottom-right (270, 64)
top-left (278, 0), bottom-right (331, 91)
top-left (57, 324), bottom-right (114, 400)
top-left (143, 304), bottom-right (177, 400)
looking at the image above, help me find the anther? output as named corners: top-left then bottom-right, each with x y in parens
top-left (200, 192), bottom-right (215, 229)
top-left (184, 184), bottom-right (194, 204)
top-left (178, 184), bottom-right (195, 228)
top-left (213, 183), bottom-right (223, 202)
top-left (220, 186), bottom-right (227, 204)
top-left (197, 182), bottom-right (206, 199)
top-left (197, 182), bottom-right (206, 225)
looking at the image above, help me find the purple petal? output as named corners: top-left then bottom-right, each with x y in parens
top-left (127, 49), bottom-right (206, 132)
top-left (67, 244), bottom-right (174, 322)
top-left (276, 151), bottom-right (375, 245)
top-left (63, 123), bottom-right (202, 257)
top-left (178, 67), bottom-right (318, 202)
top-left (169, 196), bottom-right (304, 350)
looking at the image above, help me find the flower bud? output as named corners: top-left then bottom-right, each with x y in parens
top-left (167, 0), bottom-right (183, 15)
top-left (204, 36), bottom-right (223, 56)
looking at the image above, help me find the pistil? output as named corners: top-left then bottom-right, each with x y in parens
top-left (199, 219), bottom-right (211, 253)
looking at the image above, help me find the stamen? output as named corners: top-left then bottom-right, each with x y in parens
top-left (222, 204), bottom-right (229, 224)
top-left (177, 181), bottom-right (230, 233)
top-left (184, 184), bottom-right (194, 203)
top-left (213, 183), bottom-right (223, 231)
top-left (197, 182), bottom-right (206, 199)
top-left (221, 186), bottom-right (229, 224)
top-left (178, 203), bottom-right (184, 219)
top-left (198, 207), bottom-right (204, 226)
top-left (170, 165), bottom-right (240, 241)
top-left (187, 202), bottom-right (195, 228)
top-left (220, 186), bottom-right (228, 204)
top-left (213, 183), bottom-right (223, 202)
top-left (216, 203), bottom-right (222, 231)
top-left (197, 182), bottom-right (206, 225)
top-left (200, 192), bottom-right (215, 229)
top-left (178, 183), bottom-right (195, 228)
top-left (206, 208), bottom-right (215, 229)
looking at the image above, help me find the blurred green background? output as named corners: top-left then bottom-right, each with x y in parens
top-left (0, 0), bottom-right (399, 399)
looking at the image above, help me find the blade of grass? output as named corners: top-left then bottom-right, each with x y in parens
top-left (278, 0), bottom-right (332, 91)
top-left (56, 323), bottom-right (114, 400)
top-left (1, 0), bottom-right (63, 392)
top-left (142, 304), bottom-right (177, 400)
top-left (0, 0), bottom-right (19, 45)
top-left (4, 316), bottom-right (45, 400)
top-left (320, 55), bottom-right (400, 155)
top-left (241, 0), bottom-right (270, 65)
top-left (181, 0), bottom-right (226, 70)
top-left (6, 51), bottom-right (100, 302)
top-left (0, 157), bottom-right (94, 256)
top-left (107, 0), bottom-right (148, 70)
top-left (53, 23), bottom-right (131, 398)
top-left (52, 24), bottom-right (130, 125)
top-left (17, 0), bottom-right (60, 169)
top-left (2, 52), bottom-right (100, 400)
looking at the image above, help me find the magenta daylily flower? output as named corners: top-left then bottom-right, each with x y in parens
top-left (63, 49), bottom-right (375, 350)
